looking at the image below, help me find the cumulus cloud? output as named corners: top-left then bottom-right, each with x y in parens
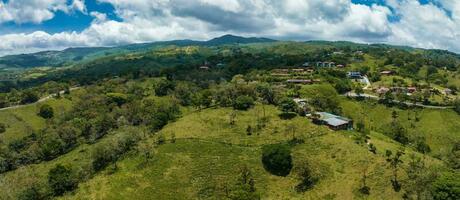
top-left (0, 0), bottom-right (86, 24)
top-left (1, 0), bottom-right (460, 56)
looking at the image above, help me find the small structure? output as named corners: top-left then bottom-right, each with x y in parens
top-left (286, 79), bottom-right (313, 84)
top-left (199, 66), bottom-right (210, 70)
top-left (302, 62), bottom-right (310, 67)
top-left (407, 87), bottom-right (417, 94)
top-left (292, 69), bottom-right (305, 73)
top-left (376, 87), bottom-right (390, 95)
top-left (336, 64), bottom-right (345, 68)
top-left (312, 112), bottom-right (353, 131)
top-left (316, 62), bottom-right (335, 68)
top-left (347, 71), bottom-right (363, 79)
top-left (444, 88), bottom-right (453, 95)
top-left (380, 70), bottom-right (395, 76)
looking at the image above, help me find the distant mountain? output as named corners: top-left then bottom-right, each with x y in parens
top-left (204, 34), bottom-right (276, 46)
top-left (0, 35), bottom-right (277, 69)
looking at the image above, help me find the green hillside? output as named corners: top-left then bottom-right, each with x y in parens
top-left (1, 37), bottom-right (460, 200)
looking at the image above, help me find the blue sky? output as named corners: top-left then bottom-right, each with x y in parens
top-left (0, 0), bottom-right (459, 56)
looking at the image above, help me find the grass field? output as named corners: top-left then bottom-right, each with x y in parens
top-left (340, 98), bottom-right (460, 157)
top-left (0, 97), bottom-right (73, 146)
top-left (53, 105), bottom-right (443, 200)
top-left (0, 88), bottom-right (454, 200)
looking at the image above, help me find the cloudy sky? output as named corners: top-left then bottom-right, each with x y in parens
top-left (0, 0), bottom-right (459, 56)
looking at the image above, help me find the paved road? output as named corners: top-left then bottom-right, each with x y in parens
top-left (345, 92), bottom-right (453, 109)
top-left (0, 87), bottom-right (80, 111)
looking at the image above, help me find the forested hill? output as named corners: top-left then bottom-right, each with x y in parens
top-left (0, 35), bottom-right (275, 69)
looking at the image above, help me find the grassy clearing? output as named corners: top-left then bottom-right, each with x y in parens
top-left (0, 97), bottom-right (73, 145)
top-left (340, 99), bottom-right (460, 157)
top-left (58, 105), bottom-right (443, 200)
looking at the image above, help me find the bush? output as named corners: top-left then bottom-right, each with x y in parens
top-left (18, 185), bottom-right (47, 200)
top-left (106, 93), bottom-right (129, 106)
top-left (294, 161), bottom-right (318, 192)
top-left (431, 172), bottom-right (460, 200)
top-left (278, 98), bottom-right (297, 113)
top-left (261, 144), bottom-right (293, 176)
top-left (0, 123), bottom-right (5, 134)
top-left (38, 104), bottom-right (54, 119)
top-left (454, 99), bottom-right (460, 115)
top-left (233, 96), bottom-right (254, 110)
top-left (21, 91), bottom-right (39, 104)
top-left (48, 164), bottom-right (77, 196)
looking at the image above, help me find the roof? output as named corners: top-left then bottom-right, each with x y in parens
top-left (325, 118), bottom-right (350, 127)
top-left (317, 112), bottom-right (351, 126)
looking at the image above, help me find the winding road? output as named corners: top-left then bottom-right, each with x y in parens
top-left (0, 87), bottom-right (80, 111)
top-left (345, 92), bottom-right (454, 109)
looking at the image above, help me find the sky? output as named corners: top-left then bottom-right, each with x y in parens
top-left (0, 0), bottom-right (459, 56)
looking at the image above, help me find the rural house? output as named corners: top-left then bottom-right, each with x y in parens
top-left (311, 112), bottom-right (353, 131)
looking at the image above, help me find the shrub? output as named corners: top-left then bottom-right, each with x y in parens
top-left (431, 172), bottom-right (460, 200)
top-left (106, 93), bottom-right (129, 106)
top-left (233, 96), bottom-right (254, 110)
top-left (294, 161), bottom-right (318, 192)
top-left (0, 123), bottom-right (5, 134)
top-left (261, 144), bottom-right (292, 176)
top-left (38, 104), bottom-right (54, 119)
top-left (454, 99), bottom-right (460, 115)
top-left (21, 91), bottom-right (39, 104)
top-left (48, 164), bottom-right (77, 196)
top-left (278, 98), bottom-right (297, 113)
top-left (229, 165), bottom-right (260, 200)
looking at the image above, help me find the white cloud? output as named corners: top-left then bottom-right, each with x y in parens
top-left (71, 0), bottom-right (87, 14)
top-left (0, 0), bottom-right (86, 24)
top-left (1, 0), bottom-right (460, 56)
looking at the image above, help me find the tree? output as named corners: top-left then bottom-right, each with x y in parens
top-left (404, 155), bottom-right (436, 199)
top-left (278, 98), bottom-right (297, 113)
top-left (355, 85), bottom-right (364, 97)
top-left (21, 91), bottom-right (39, 104)
top-left (256, 83), bottom-right (276, 105)
top-left (229, 165), bottom-right (260, 200)
top-left (261, 144), bottom-right (293, 176)
top-left (38, 104), bottom-right (54, 119)
top-left (246, 125), bottom-right (253, 136)
top-left (454, 99), bottom-right (460, 115)
top-left (0, 123), bottom-right (5, 134)
top-left (233, 96), bottom-right (254, 111)
top-left (106, 93), bottom-right (129, 106)
top-left (385, 149), bottom-right (404, 192)
top-left (154, 79), bottom-right (175, 96)
top-left (48, 164), bottom-right (77, 196)
top-left (18, 185), bottom-right (47, 200)
top-left (359, 167), bottom-right (370, 195)
top-left (431, 172), bottom-right (460, 200)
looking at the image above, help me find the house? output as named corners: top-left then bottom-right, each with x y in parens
top-left (293, 98), bottom-right (308, 108)
top-left (301, 62), bottom-right (310, 67)
top-left (336, 64), bottom-right (345, 68)
top-left (292, 69), bottom-right (305, 73)
top-left (199, 66), bottom-right (210, 70)
top-left (311, 112), bottom-right (353, 131)
top-left (347, 71), bottom-right (363, 79)
top-left (376, 87), bottom-right (390, 95)
top-left (407, 87), bottom-right (417, 93)
top-left (286, 79), bottom-right (313, 84)
top-left (444, 88), bottom-right (453, 95)
top-left (316, 62), bottom-right (335, 68)
top-left (380, 70), bottom-right (395, 76)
